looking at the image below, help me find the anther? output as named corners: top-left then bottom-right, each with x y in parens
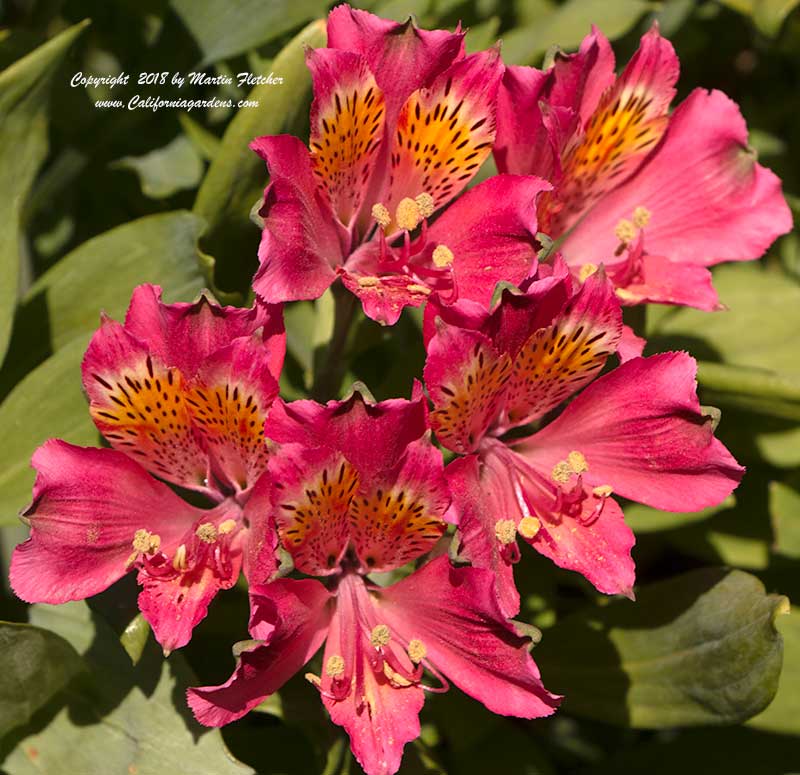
top-left (518, 516), bottom-right (541, 540)
top-left (415, 192), bottom-right (435, 218)
top-left (132, 528), bottom-right (160, 554)
top-left (371, 202), bottom-right (391, 229)
top-left (551, 461), bottom-right (573, 484)
top-left (408, 639), bottom-right (427, 664)
top-left (218, 519), bottom-right (237, 535)
top-left (407, 283), bottom-right (432, 295)
top-left (173, 543), bottom-right (188, 571)
top-left (195, 522), bottom-right (218, 543)
top-left (494, 519), bottom-right (517, 546)
top-left (358, 276), bottom-right (381, 288)
top-left (614, 219), bottom-right (636, 244)
top-left (593, 485), bottom-right (613, 497)
top-left (578, 263), bottom-right (598, 282)
top-left (370, 624), bottom-right (391, 648)
top-left (395, 197), bottom-right (421, 231)
top-left (616, 288), bottom-right (636, 301)
top-left (632, 206), bottom-right (651, 228)
top-left (568, 451), bottom-right (588, 474)
top-left (432, 244), bottom-right (454, 268)
top-left (325, 655), bottom-right (345, 678)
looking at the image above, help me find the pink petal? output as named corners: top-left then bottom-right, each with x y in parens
top-left (250, 134), bottom-right (347, 303)
top-left (339, 268), bottom-right (432, 326)
top-left (562, 89), bottom-right (792, 269)
top-left (242, 472), bottom-right (279, 585)
top-left (189, 578), bottom-right (332, 726)
top-left (517, 352), bottom-right (744, 512)
top-left (10, 440), bottom-right (198, 604)
top-left (376, 556), bottom-right (560, 719)
top-left (618, 324), bottom-right (646, 362)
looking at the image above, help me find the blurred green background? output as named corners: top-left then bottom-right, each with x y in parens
top-left (0, 1), bottom-right (798, 773)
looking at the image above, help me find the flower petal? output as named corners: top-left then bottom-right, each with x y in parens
top-left (11, 441), bottom-right (198, 604)
top-left (188, 578), bottom-right (332, 726)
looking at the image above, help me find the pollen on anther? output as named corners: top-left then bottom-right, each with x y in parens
top-left (325, 654), bottom-right (345, 678)
top-left (408, 638), bottom-right (426, 664)
top-left (633, 206), bottom-right (651, 228)
top-left (407, 283), bottom-right (431, 295)
top-left (432, 244), bottom-right (454, 268)
top-left (415, 192), bottom-right (434, 218)
top-left (358, 276), bottom-right (381, 288)
top-left (370, 624), bottom-right (391, 648)
top-left (173, 543), bottom-right (188, 571)
top-left (218, 519), bottom-right (237, 535)
top-left (593, 484), bottom-right (613, 498)
top-left (395, 197), bottom-right (421, 231)
top-left (578, 263), bottom-right (598, 282)
top-left (518, 516), bottom-right (541, 540)
top-left (568, 451), bottom-right (588, 474)
top-left (551, 461), bottom-right (573, 484)
top-left (494, 519), bottom-right (517, 545)
top-left (371, 202), bottom-right (391, 229)
top-left (614, 218), bottom-right (636, 244)
top-left (195, 522), bottom-right (218, 543)
top-left (132, 528), bottom-right (160, 554)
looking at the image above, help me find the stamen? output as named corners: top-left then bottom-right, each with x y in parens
top-left (371, 202), bottom-right (391, 229)
top-left (305, 672), bottom-right (321, 688)
top-left (568, 451), bottom-right (588, 474)
top-left (578, 263), bottom-right (598, 282)
top-left (518, 516), bottom-right (541, 540)
top-left (593, 484), bottom-right (613, 497)
top-left (172, 543), bottom-right (188, 571)
top-left (407, 283), bottom-right (432, 295)
top-left (408, 639), bottom-right (427, 664)
top-left (632, 206), bottom-right (651, 228)
top-left (415, 192), bottom-right (435, 219)
top-left (432, 244), bottom-right (454, 268)
top-left (370, 624), bottom-right (391, 649)
top-left (494, 519), bottom-right (517, 546)
top-left (551, 461), bottom-right (573, 484)
top-left (218, 519), bottom-right (237, 535)
top-left (132, 528), bottom-right (160, 554)
top-left (357, 276), bottom-right (381, 288)
top-left (325, 655), bottom-right (345, 678)
top-left (614, 219), bottom-right (636, 245)
top-left (195, 522), bottom-right (218, 543)
top-left (383, 661), bottom-right (413, 687)
top-left (395, 197), bottom-right (421, 231)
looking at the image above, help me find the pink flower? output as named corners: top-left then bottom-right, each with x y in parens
top-left (251, 4), bottom-right (550, 324)
top-left (10, 285), bottom-right (285, 653)
top-left (493, 25), bottom-right (792, 310)
top-left (188, 390), bottom-right (558, 775)
top-left (423, 266), bottom-right (743, 614)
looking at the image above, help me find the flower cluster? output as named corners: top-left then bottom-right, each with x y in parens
top-left (11, 6), bottom-right (789, 775)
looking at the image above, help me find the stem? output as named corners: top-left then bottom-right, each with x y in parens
top-left (311, 283), bottom-right (357, 401)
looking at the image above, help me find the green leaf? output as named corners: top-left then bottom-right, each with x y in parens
top-left (2, 601), bottom-right (254, 775)
top-left (535, 568), bottom-right (788, 727)
top-left (0, 21), bottom-right (89, 364)
top-left (111, 136), bottom-right (205, 199)
top-left (0, 337), bottom-right (96, 526)
top-left (624, 495), bottom-right (735, 534)
top-left (119, 614), bottom-right (151, 666)
top-left (0, 622), bottom-right (84, 739)
top-left (179, 114), bottom-right (222, 161)
top-left (193, 20), bottom-right (326, 291)
top-left (170, 0), bottom-right (328, 66)
top-left (501, 0), bottom-right (650, 66)
top-left (768, 477), bottom-right (800, 559)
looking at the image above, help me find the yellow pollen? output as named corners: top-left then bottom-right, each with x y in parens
top-left (578, 263), bottom-right (598, 282)
top-left (432, 244), bottom-right (454, 268)
top-left (370, 624), bottom-right (391, 648)
top-left (383, 661), bottom-right (413, 686)
top-left (616, 288), bottom-right (636, 301)
top-left (551, 461), bottom-right (573, 484)
top-left (195, 522), bottom-right (218, 543)
top-left (395, 197), bottom-right (421, 231)
top-left (371, 202), bottom-right (391, 229)
top-left (304, 672), bottom-right (321, 688)
top-left (518, 516), bottom-right (541, 540)
top-left (172, 543), bottom-right (188, 571)
top-left (568, 451), bottom-right (588, 474)
top-left (218, 519), bottom-right (237, 535)
top-left (325, 655), bottom-right (345, 678)
top-left (494, 519), bottom-right (517, 545)
top-left (415, 192), bottom-right (435, 218)
top-left (614, 218), bottom-right (636, 244)
top-left (358, 275), bottom-right (381, 288)
top-left (407, 283), bottom-right (432, 295)
top-left (132, 528), bottom-right (160, 554)
top-left (633, 206), bottom-right (651, 228)
top-left (593, 484), bottom-right (613, 498)
top-left (408, 639), bottom-right (427, 664)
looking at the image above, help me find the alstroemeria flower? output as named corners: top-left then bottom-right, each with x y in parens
top-left (188, 390), bottom-right (558, 775)
top-left (251, 4), bottom-right (550, 325)
top-left (493, 25), bottom-right (792, 310)
top-left (423, 266), bottom-right (743, 614)
top-left (10, 285), bottom-right (285, 652)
